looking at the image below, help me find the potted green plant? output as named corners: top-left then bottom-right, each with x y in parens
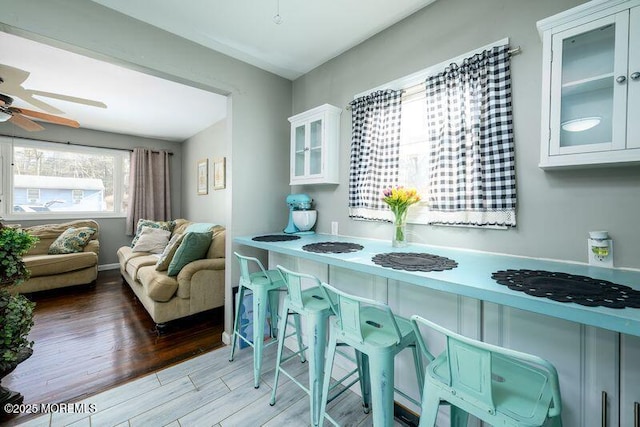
top-left (0, 222), bottom-right (38, 409)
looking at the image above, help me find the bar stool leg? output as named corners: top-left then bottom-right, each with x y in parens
top-left (307, 310), bottom-right (329, 426)
top-left (229, 285), bottom-right (246, 362)
top-left (368, 351), bottom-right (395, 427)
top-left (267, 288), bottom-right (281, 339)
top-left (319, 327), bottom-right (338, 427)
top-left (418, 390), bottom-right (440, 427)
top-left (252, 286), bottom-right (269, 388)
top-left (356, 351), bottom-right (371, 413)
top-left (269, 300), bottom-right (291, 406)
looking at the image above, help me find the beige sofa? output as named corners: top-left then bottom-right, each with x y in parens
top-left (19, 220), bottom-right (100, 293)
top-left (117, 219), bottom-right (225, 327)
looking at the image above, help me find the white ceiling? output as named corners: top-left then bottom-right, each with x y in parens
top-left (0, 0), bottom-right (436, 141)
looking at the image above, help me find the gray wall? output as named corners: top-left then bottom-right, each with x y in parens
top-left (0, 124), bottom-right (183, 266)
top-left (0, 0), bottom-right (293, 336)
top-left (292, 0), bottom-right (640, 269)
top-left (182, 119), bottom-right (227, 224)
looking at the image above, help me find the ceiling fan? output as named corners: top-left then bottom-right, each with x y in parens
top-left (0, 90), bottom-right (80, 131)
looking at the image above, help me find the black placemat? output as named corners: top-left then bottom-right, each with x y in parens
top-left (252, 234), bottom-right (301, 242)
top-left (492, 269), bottom-right (640, 309)
top-left (302, 242), bottom-right (364, 254)
top-left (371, 252), bottom-right (458, 272)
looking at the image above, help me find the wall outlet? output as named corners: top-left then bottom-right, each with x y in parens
top-left (588, 238), bottom-right (614, 268)
top-left (331, 221), bottom-right (339, 235)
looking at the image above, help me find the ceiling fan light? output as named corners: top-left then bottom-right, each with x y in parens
top-left (561, 116), bottom-right (601, 132)
top-left (0, 109), bottom-right (12, 122)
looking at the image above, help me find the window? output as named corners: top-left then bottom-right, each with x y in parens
top-left (348, 38), bottom-right (516, 228)
top-left (0, 138), bottom-right (130, 217)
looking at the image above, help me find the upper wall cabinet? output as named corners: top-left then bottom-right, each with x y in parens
top-left (538, 0), bottom-right (640, 168)
top-left (288, 104), bottom-right (341, 185)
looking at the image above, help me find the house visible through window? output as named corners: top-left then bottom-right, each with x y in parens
top-left (72, 189), bottom-right (84, 204)
top-left (1, 138), bottom-right (130, 216)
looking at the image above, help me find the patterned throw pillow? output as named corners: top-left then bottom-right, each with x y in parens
top-left (155, 233), bottom-right (186, 271)
top-left (167, 231), bottom-right (212, 276)
top-left (48, 227), bottom-right (97, 254)
top-left (130, 219), bottom-right (175, 248)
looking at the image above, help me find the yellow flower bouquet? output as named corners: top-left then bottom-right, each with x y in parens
top-left (382, 186), bottom-right (421, 247)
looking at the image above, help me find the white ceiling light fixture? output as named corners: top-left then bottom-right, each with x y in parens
top-left (273, 0), bottom-right (283, 24)
top-left (561, 116), bottom-right (602, 132)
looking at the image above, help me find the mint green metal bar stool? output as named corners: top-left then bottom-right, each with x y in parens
top-left (411, 314), bottom-right (563, 427)
top-left (319, 282), bottom-right (424, 427)
top-left (269, 266), bottom-right (341, 426)
top-left (230, 252), bottom-right (293, 388)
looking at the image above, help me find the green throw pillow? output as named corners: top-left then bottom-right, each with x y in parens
top-left (167, 231), bottom-right (212, 276)
top-left (155, 232), bottom-right (186, 271)
top-left (48, 227), bottom-right (97, 254)
top-left (131, 219), bottom-right (175, 248)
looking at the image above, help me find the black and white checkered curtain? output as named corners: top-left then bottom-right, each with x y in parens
top-left (348, 89), bottom-right (403, 221)
top-left (424, 45), bottom-right (516, 227)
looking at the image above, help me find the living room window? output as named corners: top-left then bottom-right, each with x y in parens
top-left (0, 137), bottom-right (130, 217)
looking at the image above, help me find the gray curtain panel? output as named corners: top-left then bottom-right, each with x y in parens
top-left (126, 147), bottom-right (172, 235)
top-left (348, 89), bottom-right (403, 221)
top-left (424, 44), bottom-right (516, 227)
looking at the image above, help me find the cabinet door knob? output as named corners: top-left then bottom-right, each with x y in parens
top-left (634, 401), bottom-right (639, 427)
top-left (631, 72), bottom-right (640, 81)
top-left (602, 391), bottom-right (608, 427)
top-left (616, 75), bottom-right (627, 84)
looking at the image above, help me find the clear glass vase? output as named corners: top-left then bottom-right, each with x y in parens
top-left (392, 211), bottom-right (408, 247)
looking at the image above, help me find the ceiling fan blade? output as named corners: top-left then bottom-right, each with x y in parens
top-left (11, 107), bottom-right (80, 128)
top-left (8, 113), bottom-right (45, 131)
top-left (28, 90), bottom-right (107, 109)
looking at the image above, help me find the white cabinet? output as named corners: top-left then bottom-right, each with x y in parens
top-left (620, 334), bottom-right (640, 427)
top-left (538, 0), bottom-right (640, 168)
top-left (288, 104), bottom-right (341, 185)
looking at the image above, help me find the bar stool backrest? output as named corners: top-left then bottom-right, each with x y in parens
top-left (234, 252), bottom-right (271, 286)
top-left (276, 265), bottom-right (322, 311)
top-left (411, 314), bottom-right (563, 419)
top-left (320, 282), bottom-right (403, 345)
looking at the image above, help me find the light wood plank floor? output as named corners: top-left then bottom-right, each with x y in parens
top-left (13, 342), bottom-right (409, 427)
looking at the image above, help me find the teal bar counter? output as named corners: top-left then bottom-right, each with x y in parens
top-left (235, 233), bottom-right (640, 338)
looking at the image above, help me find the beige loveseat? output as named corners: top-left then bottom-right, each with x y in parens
top-left (117, 219), bottom-right (225, 327)
top-left (19, 220), bottom-right (100, 293)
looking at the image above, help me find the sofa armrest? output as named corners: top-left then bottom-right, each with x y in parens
top-left (176, 258), bottom-right (225, 282)
top-left (84, 240), bottom-right (100, 255)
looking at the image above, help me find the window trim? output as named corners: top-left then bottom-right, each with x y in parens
top-left (0, 136), bottom-right (129, 220)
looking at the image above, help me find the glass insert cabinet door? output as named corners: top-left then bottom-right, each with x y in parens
top-left (292, 119), bottom-right (324, 178)
top-left (294, 124), bottom-right (306, 177)
top-left (549, 12), bottom-right (629, 155)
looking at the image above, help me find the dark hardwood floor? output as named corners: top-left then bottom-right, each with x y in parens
top-left (3, 269), bottom-right (224, 423)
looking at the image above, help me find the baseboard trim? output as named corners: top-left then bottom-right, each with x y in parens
top-left (221, 331), bottom-right (232, 345)
top-left (98, 263), bottom-right (119, 271)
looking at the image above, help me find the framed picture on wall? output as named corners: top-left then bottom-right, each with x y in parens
top-left (213, 157), bottom-right (226, 190)
top-left (197, 158), bottom-right (208, 195)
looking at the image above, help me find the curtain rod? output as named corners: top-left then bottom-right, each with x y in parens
top-left (345, 45), bottom-right (522, 110)
top-left (0, 134), bottom-right (173, 155)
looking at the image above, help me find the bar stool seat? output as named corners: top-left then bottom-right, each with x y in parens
top-left (411, 314), bottom-right (563, 427)
top-left (319, 282), bottom-right (424, 427)
top-left (229, 252), bottom-right (290, 388)
top-left (269, 266), bottom-right (340, 427)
